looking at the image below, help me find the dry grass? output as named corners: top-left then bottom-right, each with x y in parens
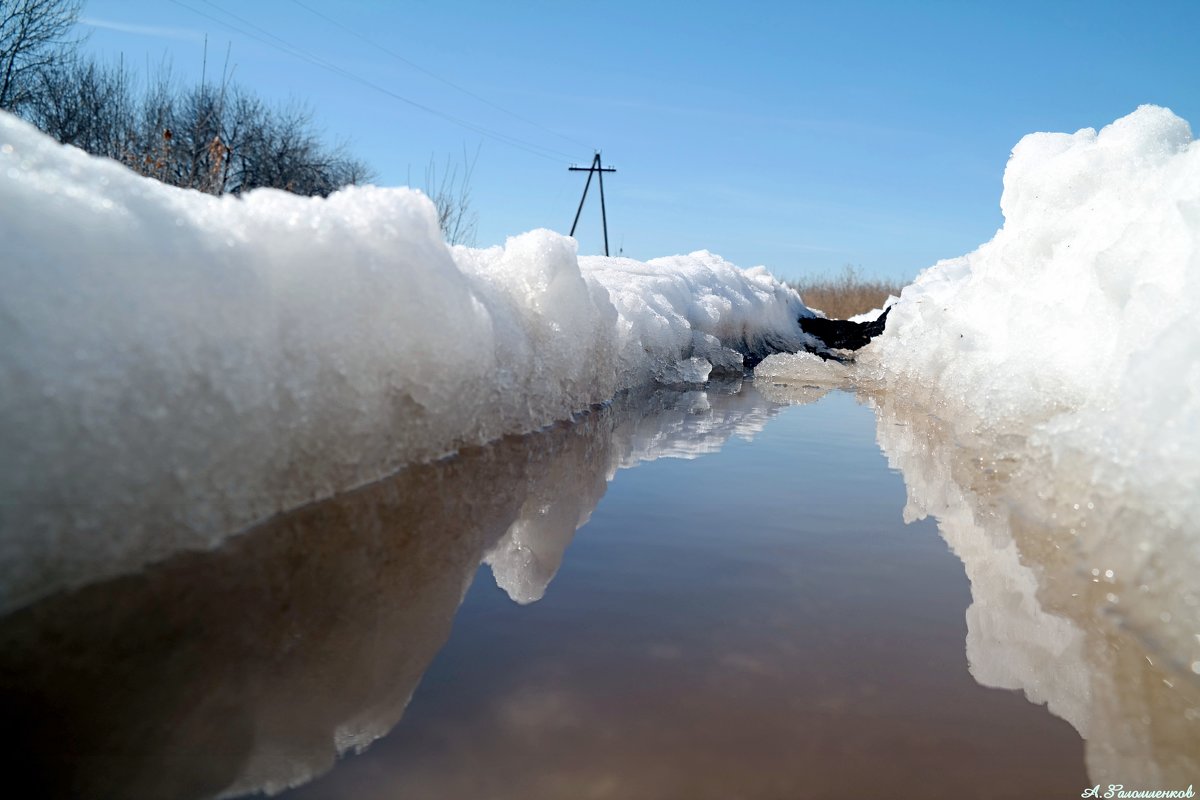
top-left (790, 266), bottom-right (905, 320)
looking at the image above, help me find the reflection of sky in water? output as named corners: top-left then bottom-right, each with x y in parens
top-left (283, 389), bottom-right (1086, 799)
top-left (3, 381), bottom-right (1191, 798)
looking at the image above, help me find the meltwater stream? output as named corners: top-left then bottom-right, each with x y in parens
top-left (0, 381), bottom-right (1195, 799)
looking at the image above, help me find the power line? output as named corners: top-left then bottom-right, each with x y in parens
top-left (195, 0), bottom-right (575, 160)
top-left (288, 0), bottom-right (592, 154)
top-left (167, 0), bottom-right (582, 163)
top-left (569, 153), bottom-right (616, 256)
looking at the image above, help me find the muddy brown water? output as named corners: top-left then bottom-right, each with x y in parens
top-left (0, 382), bottom-right (1194, 799)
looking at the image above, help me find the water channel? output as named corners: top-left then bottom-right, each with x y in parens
top-left (1, 381), bottom-right (1195, 798)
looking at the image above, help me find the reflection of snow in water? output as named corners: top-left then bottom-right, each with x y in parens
top-left (869, 394), bottom-right (1093, 734)
top-left (485, 382), bottom-right (790, 604)
top-left (0, 382), bottom-right (793, 799)
top-left (863, 391), bottom-right (1200, 787)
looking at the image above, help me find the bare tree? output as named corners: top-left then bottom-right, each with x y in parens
top-left (231, 98), bottom-right (368, 196)
top-left (25, 53), bottom-right (135, 159)
top-left (415, 145), bottom-right (480, 245)
top-left (22, 54), bottom-right (375, 197)
top-left (9, 10), bottom-right (376, 199)
top-left (0, 0), bottom-right (83, 111)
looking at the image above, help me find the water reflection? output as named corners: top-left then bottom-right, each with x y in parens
top-left (865, 390), bottom-right (1200, 787)
top-left (484, 384), bottom-right (784, 605)
top-left (285, 388), bottom-right (1085, 800)
top-left (5, 378), bottom-right (1176, 798)
top-left (0, 380), bottom-right (789, 800)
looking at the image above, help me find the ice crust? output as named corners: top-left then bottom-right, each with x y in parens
top-left (0, 112), bottom-right (811, 610)
top-left (754, 351), bottom-right (850, 387)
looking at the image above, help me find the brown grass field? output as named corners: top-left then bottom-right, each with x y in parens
top-left (789, 266), bottom-right (905, 320)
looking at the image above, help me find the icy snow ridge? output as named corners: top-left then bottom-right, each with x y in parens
top-left (867, 105), bottom-right (1199, 430)
top-left (860, 104), bottom-right (1200, 528)
top-left (851, 105), bottom-right (1200, 680)
top-left (0, 112), bottom-right (811, 611)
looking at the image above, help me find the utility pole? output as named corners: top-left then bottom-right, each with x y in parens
top-left (568, 152), bottom-right (616, 256)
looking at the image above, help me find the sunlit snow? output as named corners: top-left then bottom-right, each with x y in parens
top-left (0, 111), bottom-right (812, 610)
top-left (2, 104), bottom-right (1198, 624)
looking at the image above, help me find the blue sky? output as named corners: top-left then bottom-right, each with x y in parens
top-left (76, 0), bottom-right (1200, 283)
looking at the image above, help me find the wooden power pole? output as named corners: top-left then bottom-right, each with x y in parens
top-left (568, 152), bottom-right (616, 256)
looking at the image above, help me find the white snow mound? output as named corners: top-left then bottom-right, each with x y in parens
top-left (862, 105), bottom-right (1200, 592)
top-left (0, 111), bottom-right (811, 610)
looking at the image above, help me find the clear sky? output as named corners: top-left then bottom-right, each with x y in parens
top-left (75, 0), bottom-right (1200, 283)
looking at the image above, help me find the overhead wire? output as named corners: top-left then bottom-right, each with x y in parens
top-left (287, 0), bottom-right (593, 154)
top-left (167, 0), bottom-right (584, 163)
top-left (194, 0), bottom-right (577, 161)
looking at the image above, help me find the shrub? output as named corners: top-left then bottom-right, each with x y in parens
top-left (790, 265), bottom-right (904, 320)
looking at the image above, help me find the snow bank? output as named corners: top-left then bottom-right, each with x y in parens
top-left (869, 106), bottom-right (1199, 431)
top-left (855, 105), bottom-right (1200, 686)
top-left (0, 111), bottom-right (810, 611)
top-left (861, 104), bottom-right (1200, 521)
top-left (580, 254), bottom-right (813, 384)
